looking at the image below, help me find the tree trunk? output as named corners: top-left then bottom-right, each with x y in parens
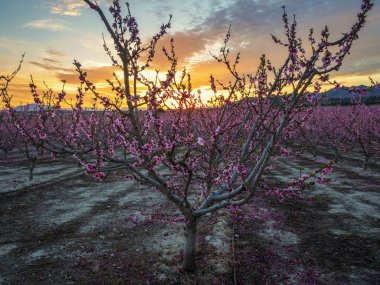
top-left (362, 156), bottom-right (369, 170)
top-left (334, 149), bottom-right (339, 162)
top-left (29, 159), bottom-right (36, 181)
top-left (183, 217), bottom-right (198, 272)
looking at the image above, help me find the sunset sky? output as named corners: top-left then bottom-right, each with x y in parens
top-left (1, 0), bottom-right (380, 106)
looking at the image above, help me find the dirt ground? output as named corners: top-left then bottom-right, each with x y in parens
top-left (0, 150), bottom-right (379, 284)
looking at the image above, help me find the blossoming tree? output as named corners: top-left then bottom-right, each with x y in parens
top-left (1, 0), bottom-right (374, 272)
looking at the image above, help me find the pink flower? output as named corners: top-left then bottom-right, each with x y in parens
top-left (197, 137), bottom-right (205, 146)
top-left (280, 147), bottom-right (289, 156)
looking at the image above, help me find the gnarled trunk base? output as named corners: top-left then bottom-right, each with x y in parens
top-left (183, 217), bottom-right (198, 272)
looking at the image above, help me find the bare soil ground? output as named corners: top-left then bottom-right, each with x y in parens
top-left (234, 152), bottom-right (380, 284)
top-left (0, 150), bottom-right (379, 284)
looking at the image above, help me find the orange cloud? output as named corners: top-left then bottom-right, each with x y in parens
top-left (56, 65), bottom-right (118, 85)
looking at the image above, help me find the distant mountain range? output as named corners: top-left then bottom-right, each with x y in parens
top-left (323, 85), bottom-right (380, 98)
top-left (14, 104), bottom-right (44, 112)
top-left (319, 85), bottom-right (380, 105)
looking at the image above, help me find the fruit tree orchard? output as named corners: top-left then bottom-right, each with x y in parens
top-left (0, 0), bottom-right (374, 272)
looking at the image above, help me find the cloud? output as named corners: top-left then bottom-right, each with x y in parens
top-left (139, 31), bottom-right (209, 71)
top-left (29, 60), bottom-right (73, 73)
top-left (28, 49), bottom-right (69, 73)
top-left (46, 47), bottom-right (65, 57)
top-left (23, 19), bottom-right (67, 31)
top-left (132, 0), bottom-right (293, 86)
top-left (149, 0), bottom-right (379, 77)
top-left (50, 0), bottom-right (113, 16)
top-left (50, 0), bottom-right (86, 16)
top-left (56, 65), bottom-right (117, 84)
top-left (42, 57), bottom-right (60, 64)
top-left (141, 0), bottom-right (285, 70)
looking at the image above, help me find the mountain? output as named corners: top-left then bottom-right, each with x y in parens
top-left (319, 86), bottom-right (380, 105)
top-left (14, 104), bottom-right (47, 112)
top-left (324, 85), bottom-right (380, 99)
